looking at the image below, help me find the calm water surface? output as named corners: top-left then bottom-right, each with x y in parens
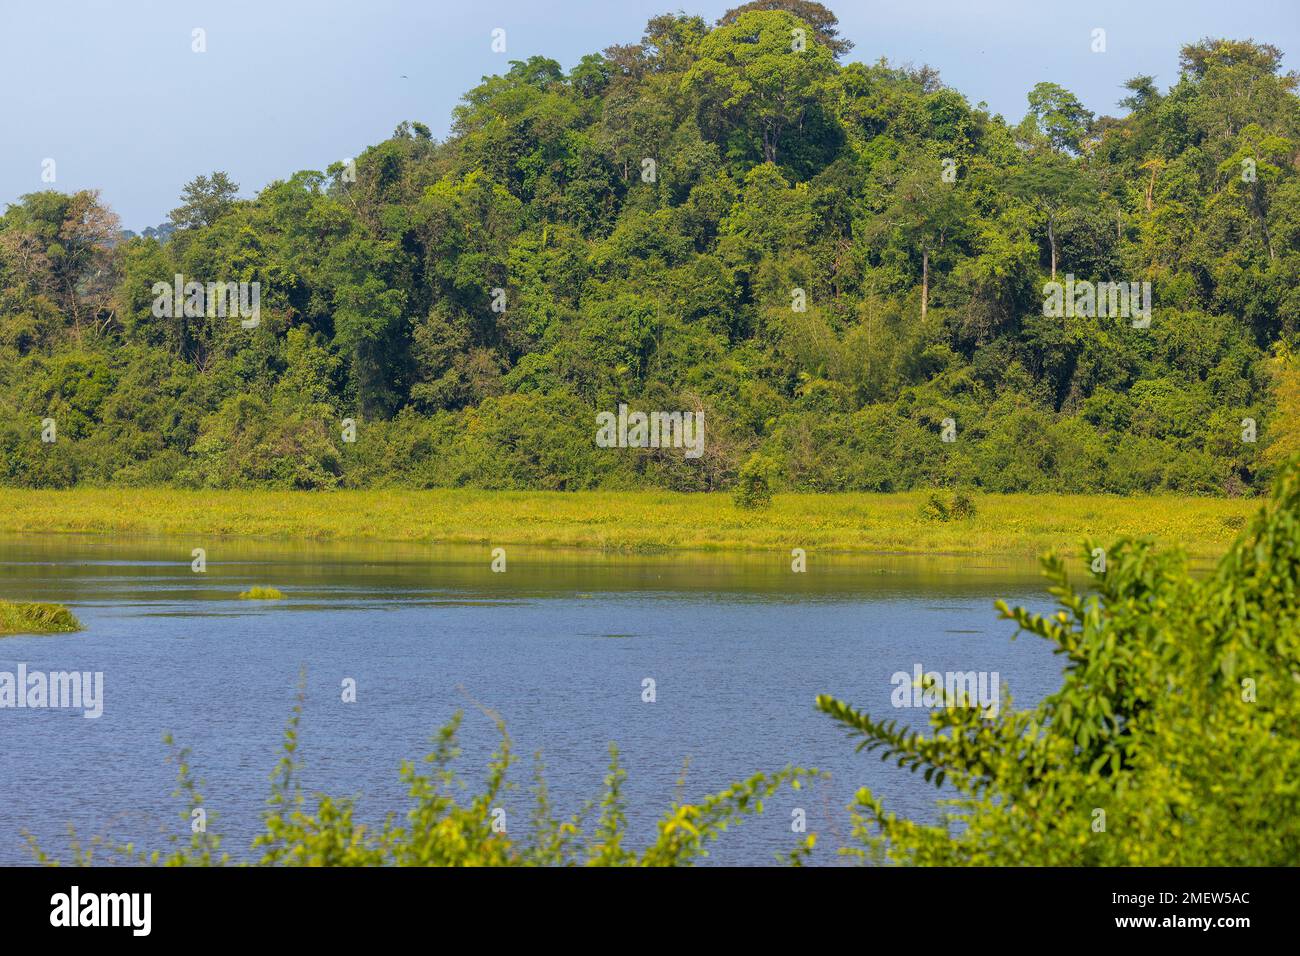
top-left (0, 535), bottom-right (1061, 865)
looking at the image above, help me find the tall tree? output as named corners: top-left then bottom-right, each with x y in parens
top-left (169, 172), bottom-right (240, 230)
top-left (717, 1), bottom-right (853, 58)
top-left (686, 9), bottom-right (836, 165)
top-left (1010, 153), bottom-right (1098, 279)
top-left (869, 157), bottom-right (972, 319)
top-left (1020, 82), bottom-right (1094, 155)
top-left (1215, 125), bottom-right (1294, 261)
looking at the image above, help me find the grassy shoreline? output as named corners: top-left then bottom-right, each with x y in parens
top-left (0, 487), bottom-right (1259, 559)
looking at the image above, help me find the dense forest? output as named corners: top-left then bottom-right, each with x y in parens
top-left (3, 1), bottom-right (1300, 494)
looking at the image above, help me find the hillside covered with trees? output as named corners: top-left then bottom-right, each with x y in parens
top-left (3, 2), bottom-right (1299, 494)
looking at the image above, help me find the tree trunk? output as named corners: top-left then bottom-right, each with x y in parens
top-left (921, 248), bottom-right (929, 320)
top-left (1254, 195), bottom-right (1276, 261)
top-left (1048, 218), bottom-right (1057, 280)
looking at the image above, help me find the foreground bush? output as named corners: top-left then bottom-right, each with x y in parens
top-left (818, 457), bottom-right (1300, 865)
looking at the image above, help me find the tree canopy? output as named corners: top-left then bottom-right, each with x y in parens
top-left (2, 10), bottom-right (1298, 494)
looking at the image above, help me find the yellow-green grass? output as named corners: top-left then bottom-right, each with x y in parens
top-left (0, 600), bottom-right (83, 636)
top-left (238, 587), bottom-right (284, 600)
top-left (0, 487), bottom-right (1261, 559)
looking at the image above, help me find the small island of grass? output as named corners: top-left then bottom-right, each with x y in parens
top-left (238, 587), bottom-right (284, 600)
top-left (0, 601), bottom-right (83, 636)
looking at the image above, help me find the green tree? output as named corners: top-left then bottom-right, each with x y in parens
top-left (686, 10), bottom-right (837, 165)
top-left (1021, 81), bottom-right (1093, 155)
top-left (1009, 152), bottom-right (1098, 279)
top-left (717, 1), bottom-right (853, 58)
top-left (868, 156), bottom-right (973, 319)
top-left (169, 172), bottom-right (241, 230)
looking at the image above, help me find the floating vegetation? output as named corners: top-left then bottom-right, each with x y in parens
top-left (0, 601), bottom-right (83, 636)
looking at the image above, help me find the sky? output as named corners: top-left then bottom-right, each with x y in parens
top-left (1, 0), bottom-right (1297, 230)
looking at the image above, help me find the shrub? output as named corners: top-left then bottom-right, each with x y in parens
top-left (918, 491), bottom-right (975, 521)
top-left (949, 491), bottom-right (977, 519)
top-left (919, 492), bottom-right (951, 521)
top-left (733, 453), bottom-right (776, 509)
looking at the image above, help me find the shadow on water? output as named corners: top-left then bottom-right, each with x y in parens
top-left (0, 534), bottom-right (1050, 605)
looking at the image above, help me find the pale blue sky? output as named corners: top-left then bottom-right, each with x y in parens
top-left (2, 0), bottom-right (1296, 229)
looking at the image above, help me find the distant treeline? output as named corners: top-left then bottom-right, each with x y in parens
top-left (3, 2), bottom-right (1300, 493)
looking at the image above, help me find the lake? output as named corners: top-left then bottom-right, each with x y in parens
top-left (0, 534), bottom-right (1062, 866)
